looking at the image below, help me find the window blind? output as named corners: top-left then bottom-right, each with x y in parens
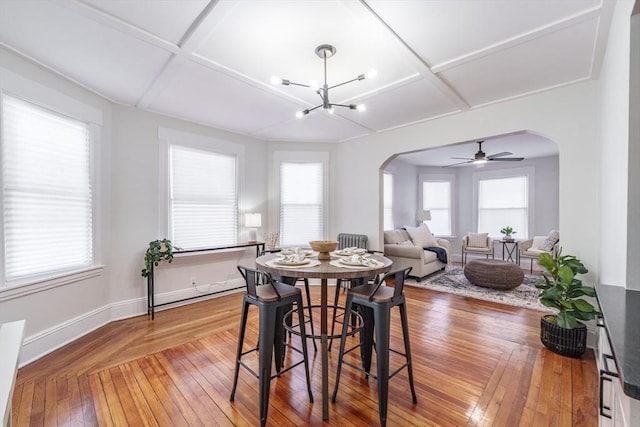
top-left (423, 181), bottom-right (451, 235)
top-left (279, 162), bottom-right (323, 246)
top-left (478, 176), bottom-right (528, 238)
top-left (2, 95), bottom-right (93, 283)
top-left (170, 145), bottom-right (237, 249)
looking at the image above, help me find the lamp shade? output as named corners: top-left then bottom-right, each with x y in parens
top-left (416, 210), bottom-right (431, 221)
top-left (245, 213), bottom-right (262, 228)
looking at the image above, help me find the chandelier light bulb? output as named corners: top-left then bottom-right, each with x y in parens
top-left (327, 106), bottom-right (335, 114)
top-left (270, 76), bottom-right (283, 85)
top-left (295, 110), bottom-right (304, 119)
top-left (356, 104), bottom-right (366, 112)
top-left (365, 69), bottom-right (377, 79)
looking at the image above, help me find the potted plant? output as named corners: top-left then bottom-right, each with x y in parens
top-left (141, 238), bottom-right (178, 278)
top-left (500, 226), bottom-right (516, 242)
top-left (535, 250), bottom-right (600, 357)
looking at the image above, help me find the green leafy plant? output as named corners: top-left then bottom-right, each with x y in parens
top-left (499, 226), bottom-right (516, 237)
top-left (141, 238), bottom-right (178, 278)
top-left (535, 250), bottom-right (600, 329)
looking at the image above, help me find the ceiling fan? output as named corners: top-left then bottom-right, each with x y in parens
top-left (445, 141), bottom-right (524, 167)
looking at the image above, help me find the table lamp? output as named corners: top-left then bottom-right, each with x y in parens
top-left (245, 213), bottom-right (262, 243)
top-left (416, 209), bottom-right (431, 226)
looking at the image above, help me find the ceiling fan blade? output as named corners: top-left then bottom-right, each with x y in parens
top-left (490, 157), bottom-right (525, 161)
top-left (450, 157), bottom-right (474, 160)
top-left (487, 152), bottom-right (512, 159)
top-left (444, 160), bottom-right (473, 167)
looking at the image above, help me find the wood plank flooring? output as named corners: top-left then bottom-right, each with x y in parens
top-left (12, 284), bottom-right (598, 426)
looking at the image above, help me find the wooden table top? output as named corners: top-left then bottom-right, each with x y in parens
top-left (255, 252), bottom-right (392, 280)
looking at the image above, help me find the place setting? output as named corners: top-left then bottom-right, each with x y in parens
top-left (330, 254), bottom-right (385, 269)
top-left (265, 248), bottom-right (320, 269)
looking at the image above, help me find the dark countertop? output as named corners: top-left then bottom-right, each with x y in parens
top-left (596, 284), bottom-right (640, 399)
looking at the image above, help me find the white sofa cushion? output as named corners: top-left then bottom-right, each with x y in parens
top-left (531, 236), bottom-right (548, 250)
top-left (404, 224), bottom-right (438, 248)
top-left (467, 232), bottom-right (488, 248)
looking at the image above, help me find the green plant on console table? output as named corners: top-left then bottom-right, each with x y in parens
top-left (499, 226), bottom-right (516, 238)
top-left (535, 250), bottom-right (600, 329)
top-left (141, 238), bottom-right (179, 278)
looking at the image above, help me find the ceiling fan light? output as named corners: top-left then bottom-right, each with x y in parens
top-left (473, 159), bottom-right (487, 165)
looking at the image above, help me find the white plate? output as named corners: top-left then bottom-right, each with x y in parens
top-left (339, 258), bottom-right (367, 266)
top-left (334, 249), bottom-right (367, 256)
top-left (274, 258), bottom-right (310, 266)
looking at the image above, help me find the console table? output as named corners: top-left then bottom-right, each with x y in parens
top-left (147, 242), bottom-right (264, 319)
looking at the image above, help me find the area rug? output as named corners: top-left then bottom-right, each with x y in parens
top-left (406, 266), bottom-right (554, 312)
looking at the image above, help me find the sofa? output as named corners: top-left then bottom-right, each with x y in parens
top-left (383, 228), bottom-right (450, 279)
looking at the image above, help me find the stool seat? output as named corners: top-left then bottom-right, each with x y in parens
top-left (463, 259), bottom-right (524, 289)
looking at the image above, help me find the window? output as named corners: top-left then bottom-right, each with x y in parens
top-left (169, 146), bottom-right (237, 249)
top-left (477, 174), bottom-right (530, 238)
top-left (160, 128), bottom-right (243, 250)
top-left (2, 94), bottom-right (95, 285)
top-left (383, 173), bottom-right (394, 230)
top-left (422, 180), bottom-right (452, 236)
top-left (274, 152), bottom-right (328, 247)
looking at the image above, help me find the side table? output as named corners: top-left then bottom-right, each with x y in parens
top-left (500, 240), bottom-right (520, 264)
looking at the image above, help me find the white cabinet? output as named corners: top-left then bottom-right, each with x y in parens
top-left (597, 321), bottom-right (640, 427)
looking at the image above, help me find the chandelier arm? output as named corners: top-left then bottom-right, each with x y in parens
top-left (307, 104), bottom-right (323, 113)
top-left (285, 81), bottom-right (311, 88)
top-left (327, 77), bottom-right (362, 91)
top-left (330, 103), bottom-right (353, 108)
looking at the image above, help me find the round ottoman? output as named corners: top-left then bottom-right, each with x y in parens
top-left (463, 259), bottom-right (524, 289)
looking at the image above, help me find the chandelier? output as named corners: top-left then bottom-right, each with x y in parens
top-left (270, 44), bottom-right (376, 118)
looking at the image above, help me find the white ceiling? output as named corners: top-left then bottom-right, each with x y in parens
top-left (0, 0), bottom-right (613, 145)
top-left (394, 132), bottom-right (559, 167)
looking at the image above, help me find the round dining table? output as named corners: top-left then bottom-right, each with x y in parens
top-left (255, 251), bottom-right (392, 421)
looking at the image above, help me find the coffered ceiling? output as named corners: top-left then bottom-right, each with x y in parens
top-left (0, 0), bottom-right (614, 143)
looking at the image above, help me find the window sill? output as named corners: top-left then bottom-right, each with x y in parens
top-left (0, 266), bottom-right (104, 302)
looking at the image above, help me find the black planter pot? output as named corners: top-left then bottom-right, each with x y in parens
top-left (540, 315), bottom-right (587, 358)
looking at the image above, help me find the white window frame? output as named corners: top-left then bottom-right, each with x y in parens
top-left (271, 151), bottom-right (329, 247)
top-left (472, 167), bottom-right (534, 239)
top-left (159, 128), bottom-right (245, 247)
top-left (0, 67), bottom-right (103, 293)
top-left (419, 173), bottom-right (455, 237)
top-left (383, 172), bottom-right (394, 231)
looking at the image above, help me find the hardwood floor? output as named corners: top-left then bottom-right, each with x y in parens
top-left (12, 285), bottom-right (598, 426)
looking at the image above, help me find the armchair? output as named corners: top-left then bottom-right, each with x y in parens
top-left (462, 233), bottom-right (494, 266)
top-left (519, 231), bottom-right (560, 273)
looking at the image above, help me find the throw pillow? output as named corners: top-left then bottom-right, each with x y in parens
top-left (404, 224), bottom-right (438, 248)
top-left (397, 240), bottom-right (414, 246)
top-left (467, 232), bottom-right (488, 248)
top-left (542, 230), bottom-right (559, 251)
top-left (531, 236), bottom-right (548, 250)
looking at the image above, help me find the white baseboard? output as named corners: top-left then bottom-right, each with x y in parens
top-left (19, 278), bottom-right (246, 366)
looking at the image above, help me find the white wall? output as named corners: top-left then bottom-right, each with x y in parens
top-left (335, 82), bottom-right (600, 284)
top-left (598, 0), bottom-right (635, 287)
top-left (382, 159), bottom-right (418, 229)
top-left (627, 11), bottom-right (640, 290)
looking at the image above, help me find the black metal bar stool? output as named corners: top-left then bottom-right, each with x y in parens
top-left (260, 248), bottom-right (317, 352)
top-left (230, 266), bottom-right (313, 427)
top-left (332, 267), bottom-right (417, 427)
